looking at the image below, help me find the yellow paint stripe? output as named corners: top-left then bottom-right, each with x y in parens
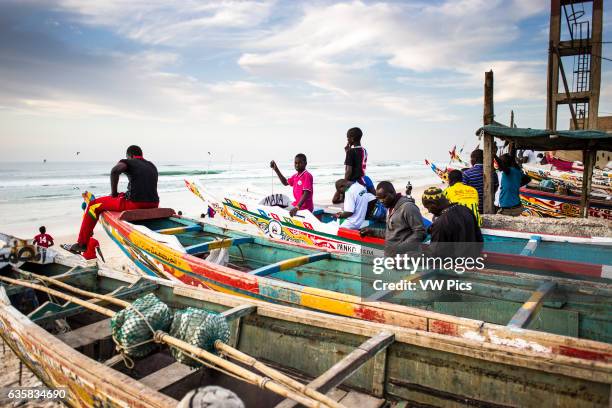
top-left (300, 286), bottom-right (356, 317)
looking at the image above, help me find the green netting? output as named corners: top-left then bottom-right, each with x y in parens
top-left (110, 294), bottom-right (172, 358)
top-left (169, 307), bottom-right (231, 366)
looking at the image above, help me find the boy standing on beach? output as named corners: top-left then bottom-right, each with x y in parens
top-left (270, 154), bottom-right (314, 217)
top-left (65, 145), bottom-right (159, 253)
top-left (33, 226), bottom-right (54, 248)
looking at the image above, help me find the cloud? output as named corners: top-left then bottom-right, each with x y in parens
top-left (54, 0), bottom-right (277, 46)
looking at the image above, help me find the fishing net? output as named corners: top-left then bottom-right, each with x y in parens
top-left (111, 294), bottom-right (172, 358)
top-left (170, 307), bottom-right (231, 366)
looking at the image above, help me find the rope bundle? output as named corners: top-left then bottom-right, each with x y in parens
top-left (170, 307), bottom-right (230, 366)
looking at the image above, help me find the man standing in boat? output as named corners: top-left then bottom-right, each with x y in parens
top-left (65, 145), bottom-right (159, 253)
top-left (270, 153), bottom-right (314, 217)
top-left (344, 127), bottom-right (375, 194)
top-left (444, 170), bottom-right (482, 226)
top-left (462, 149), bottom-right (484, 213)
top-left (360, 181), bottom-right (425, 257)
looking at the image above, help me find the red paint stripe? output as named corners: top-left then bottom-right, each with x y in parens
top-left (555, 345), bottom-right (612, 362)
top-left (484, 252), bottom-right (603, 279)
top-left (353, 305), bottom-right (386, 323)
top-left (429, 320), bottom-right (459, 337)
top-left (337, 228), bottom-right (385, 245)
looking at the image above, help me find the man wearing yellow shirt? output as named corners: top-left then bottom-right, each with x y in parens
top-left (444, 170), bottom-right (482, 226)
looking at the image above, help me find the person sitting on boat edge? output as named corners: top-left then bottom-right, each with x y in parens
top-left (270, 153), bottom-right (314, 217)
top-left (360, 181), bottom-right (426, 257)
top-left (344, 127), bottom-right (375, 195)
top-left (495, 154), bottom-right (525, 217)
top-left (65, 145), bottom-right (159, 253)
top-left (444, 170), bottom-right (482, 226)
top-left (333, 179), bottom-right (375, 230)
top-left (421, 187), bottom-right (483, 259)
top-left (33, 226), bottom-right (54, 248)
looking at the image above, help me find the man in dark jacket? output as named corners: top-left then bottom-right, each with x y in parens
top-left (421, 187), bottom-right (483, 258)
top-left (66, 145), bottom-right (159, 253)
top-left (360, 181), bottom-right (425, 257)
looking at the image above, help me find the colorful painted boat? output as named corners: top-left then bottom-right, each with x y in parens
top-left (426, 159), bottom-right (612, 220)
top-left (2, 234), bottom-right (612, 407)
top-left (183, 180), bottom-right (612, 281)
top-left (522, 163), bottom-right (612, 197)
top-left (99, 209), bottom-right (612, 347)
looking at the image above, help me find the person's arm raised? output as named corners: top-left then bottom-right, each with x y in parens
top-left (270, 160), bottom-right (288, 186)
top-left (110, 161), bottom-right (128, 197)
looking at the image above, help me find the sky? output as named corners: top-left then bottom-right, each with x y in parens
top-left (0, 0), bottom-right (610, 164)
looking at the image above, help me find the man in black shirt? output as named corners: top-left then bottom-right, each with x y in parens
top-left (344, 127), bottom-right (375, 194)
top-left (421, 187), bottom-right (483, 258)
top-left (66, 145), bottom-right (159, 253)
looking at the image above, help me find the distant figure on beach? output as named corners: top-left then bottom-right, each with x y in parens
top-left (333, 179), bottom-right (375, 230)
top-left (461, 149), bottom-right (484, 213)
top-left (270, 153), bottom-right (314, 217)
top-left (344, 127), bottom-right (375, 194)
top-left (360, 181), bottom-right (425, 257)
top-left (65, 145), bottom-right (159, 253)
top-left (421, 187), bottom-right (483, 258)
top-left (444, 170), bottom-right (481, 226)
top-left (495, 154), bottom-right (524, 217)
top-left (33, 226), bottom-right (54, 248)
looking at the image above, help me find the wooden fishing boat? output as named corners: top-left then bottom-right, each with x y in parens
top-left (98, 208), bottom-right (612, 346)
top-left (182, 181), bottom-right (612, 280)
top-left (426, 158), bottom-right (612, 220)
top-left (1, 234), bottom-right (612, 407)
top-left (520, 186), bottom-right (612, 220)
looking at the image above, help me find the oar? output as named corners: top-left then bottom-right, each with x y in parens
top-left (13, 270), bottom-right (345, 408)
top-left (0, 275), bottom-right (338, 408)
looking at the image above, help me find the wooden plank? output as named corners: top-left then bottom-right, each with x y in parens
top-left (155, 224), bottom-right (202, 235)
top-left (56, 318), bottom-right (111, 349)
top-left (275, 331), bottom-right (394, 408)
top-left (140, 362), bottom-right (196, 391)
top-left (338, 391), bottom-right (384, 408)
top-left (249, 252), bottom-right (331, 277)
top-left (508, 281), bottom-right (557, 329)
top-left (520, 235), bottom-right (541, 256)
top-left (220, 304), bottom-right (256, 321)
top-left (185, 237), bottom-right (254, 255)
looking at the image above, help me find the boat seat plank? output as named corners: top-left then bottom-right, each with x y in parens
top-left (338, 390), bottom-right (385, 408)
top-left (186, 237), bottom-right (255, 255)
top-left (220, 304), bottom-right (257, 321)
top-left (119, 208), bottom-right (175, 222)
top-left (520, 235), bottom-right (542, 256)
top-left (140, 362), bottom-right (196, 391)
top-left (56, 318), bottom-right (111, 349)
top-left (275, 331), bottom-right (394, 408)
top-left (155, 225), bottom-right (203, 235)
top-left (507, 281), bottom-right (557, 328)
top-left (249, 252), bottom-right (331, 277)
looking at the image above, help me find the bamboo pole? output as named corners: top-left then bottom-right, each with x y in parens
top-left (215, 342), bottom-right (345, 408)
top-left (14, 271), bottom-right (344, 408)
top-left (0, 275), bottom-right (336, 408)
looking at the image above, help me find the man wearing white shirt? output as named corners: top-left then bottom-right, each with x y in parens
top-left (333, 179), bottom-right (374, 230)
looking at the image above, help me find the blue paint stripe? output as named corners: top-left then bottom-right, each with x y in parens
top-left (249, 252), bottom-right (331, 277)
top-left (520, 235), bottom-right (542, 256)
top-left (185, 237), bottom-right (254, 254)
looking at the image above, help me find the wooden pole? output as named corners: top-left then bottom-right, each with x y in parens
top-left (588, 0), bottom-right (603, 130)
top-left (0, 275), bottom-right (334, 408)
top-left (580, 149), bottom-right (596, 218)
top-left (483, 70), bottom-right (495, 214)
top-left (546, 0), bottom-right (561, 130)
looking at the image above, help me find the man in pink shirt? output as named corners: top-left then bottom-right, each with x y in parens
top-left (270, 153), bottom-right (314, 216)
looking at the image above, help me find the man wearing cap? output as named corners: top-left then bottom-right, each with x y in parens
top-left (421, 187), bottom-right (483, 258)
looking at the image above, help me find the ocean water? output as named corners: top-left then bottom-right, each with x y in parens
top-left (0, 160), bottom-right (440, 237)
